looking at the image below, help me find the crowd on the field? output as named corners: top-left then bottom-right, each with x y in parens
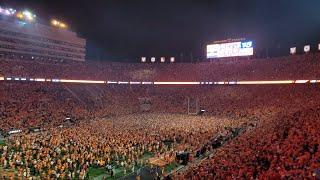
top-left (0, 54), bottom-right (320, 179)
top-left (0, 114), bottom-right (250, 179)
top-left (0, 82), bottom-right (319, 179)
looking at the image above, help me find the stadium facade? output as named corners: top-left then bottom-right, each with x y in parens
top-left (0, 19), bottom-right (86, 62)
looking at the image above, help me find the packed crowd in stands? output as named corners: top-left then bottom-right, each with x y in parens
top-left (0, 54), bottom-right (319, 179)
top-left (1, 53), bottom-right (320, 81)
top-left (177, 106), bottom-right (320, 179)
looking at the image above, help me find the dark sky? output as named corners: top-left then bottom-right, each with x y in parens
top-left (2, 0), bottom-right (320, 62)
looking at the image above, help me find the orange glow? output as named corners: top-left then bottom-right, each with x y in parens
top-left (51, 19), bottom-right (59, 26)
top-left (16, 12), bottom-right (23, 19)
top-left (51, 19), bottom-right (68, 29)
top-left (59, 23), bottom-right (67, 28)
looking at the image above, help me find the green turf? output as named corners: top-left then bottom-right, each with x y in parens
top-left (89, 166), bottom-right (132, 180)
top-left (113, 168), bottom-right (126, 179)
top-left (88, 167), bottom-right (125, 179)
top-left (88, 167), bottom-right (107, 178)
top-left (141, 151), bottom-right (154, 160)
top-left (90, 151), bottom-right (154, 178)
top-left (164, 162), bottom-right (179, 173)
top-left (0, 140), bottom-right (5, 146)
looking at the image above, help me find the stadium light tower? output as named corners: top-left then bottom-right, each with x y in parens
top-left (23, 10), bottom-right (36, 21)
top-left (60, 23), bottom-right (67, 29)
top-left (16, 12), bottom-right (23, 19)
top-left (0, 7), bottom-right (16, 16)
top-left (51, 19), bottom-right (68, 29)
top-left (51, 19), bottom-right (59, 26)
top-left (16, 10), bottom-right (36, 22)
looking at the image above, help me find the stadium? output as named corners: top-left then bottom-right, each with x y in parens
top-left (0, 1), bottom-right (320, 179)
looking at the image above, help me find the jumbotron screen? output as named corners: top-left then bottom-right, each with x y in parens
top-left (207, 41), bottom-right (253, 58)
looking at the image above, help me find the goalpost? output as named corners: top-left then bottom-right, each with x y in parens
top-left (187, 97), bottom-right (199, 115)
top-left (139, 97), bottom-right (152, 112)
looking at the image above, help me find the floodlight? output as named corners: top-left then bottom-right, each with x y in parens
top-left (0, 7), bottom-right (16, 16)
top-left (4, 9), bottom-right (10, 15)
top-left (51, 19), bottom-right (59, 26)
top-left (60, 23), bottom-right (67, 28)
top-left (22, 10), bottom-right (36, 21)
top-left (23, 10), bottom-right (31, 16)
top-left (16, 12), bottom-right (23, 19)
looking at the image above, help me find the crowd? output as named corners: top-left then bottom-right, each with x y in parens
top-left (0, 54), bottom-right (319, 178)
top-left (1, 53), bottom-right (320, 81)
top-left (0, 114), bottom-right (250, 179)
top-left (177, 106), bottom-right (320, 179)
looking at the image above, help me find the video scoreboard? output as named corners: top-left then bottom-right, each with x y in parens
top-left (207, 40), bottom-right (253, 58)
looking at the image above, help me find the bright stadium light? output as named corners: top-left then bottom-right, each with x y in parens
top-left (51, 19), bottom-right (59, 26)
top-left (60, 23), bottom-right (67, 29)
top-left (160, 57), bottom-right (165, 63)
top-left (16, 12), bottom-right (23, 19)
top-left (23, 11), bottom-right (32, 19)
top-left (23, 11), bottom-right (31, 16)
top-left (4, 9), bottom-right (10, 15)
top-left (51, 19), bottom-right (68, 29)
top-left (170, 57), bottom-right (175, 63)
top-left (0, 7), bottom-right (16, 16)
top-left (9, 8), bottom-right (16, 13)
top-left (16, 10), bottom-right (36, 22)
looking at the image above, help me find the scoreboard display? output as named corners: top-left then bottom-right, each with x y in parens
top-left (207, 41), bottom-right (253, 58)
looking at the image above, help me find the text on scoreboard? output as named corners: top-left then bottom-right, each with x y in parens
top-left (207, 41), bottom-right (253, 58)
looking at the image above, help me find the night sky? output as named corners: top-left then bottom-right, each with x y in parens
top-left (3, 0), bottom-right (320, 62)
